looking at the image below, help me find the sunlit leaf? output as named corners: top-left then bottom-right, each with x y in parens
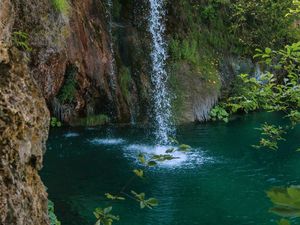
top-left (146, 198), bottom-right (159, 207)
top-left (179, 144), bottom-right (191, 151)
top-left (133, 169), bottom-right (144, 178)
top-left (103, 207), bottom-right (112, 214)
top-left (105, 193), bottom-right (125, 201)
top-left (138, 153), bottom-right (146, 164)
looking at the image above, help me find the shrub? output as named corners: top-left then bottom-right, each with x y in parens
top-left (229, 0), bottom-right (297, 54)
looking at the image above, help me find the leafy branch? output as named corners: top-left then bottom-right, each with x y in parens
top-left (94, 140), bottom-right (191, 225)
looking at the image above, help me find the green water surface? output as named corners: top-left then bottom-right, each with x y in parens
top-left (41, 112), bottom-right (300, 225)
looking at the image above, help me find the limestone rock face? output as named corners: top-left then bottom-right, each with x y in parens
top-left (0, 47), bottom-right (50, 224)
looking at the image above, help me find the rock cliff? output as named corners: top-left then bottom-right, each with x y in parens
top-left (0, 46), bottom-right (50, 224)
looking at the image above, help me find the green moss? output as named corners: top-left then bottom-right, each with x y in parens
top-left (168, 63), bottom-right (185, 121)
top-left (51, 0), bottom-right (70, 14)
top-left (112, 0), bottom-right (122, 20)
top-left (58, 64), bottom-right (77, 104)
top-left (73, 114), bottom-right (110, 127)
top-left (168, 33), bottom-right (221, 121)
top-left (119, 66), bottom-right (132, 103)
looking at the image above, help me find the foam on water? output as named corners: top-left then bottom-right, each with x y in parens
top-left (64, 132), bottom-right (80, 138)
top-left (123, 144), bottom-right (213, 168)
top-left (89, 138), bottom-right (126, 145)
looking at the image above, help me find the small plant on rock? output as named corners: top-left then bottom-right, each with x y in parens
top-left (52, 0), bottom-right (70, 15)
top-left (12, 31), bottom-right (32, 52)
top-left (50, 117), bottom-right (62, 128)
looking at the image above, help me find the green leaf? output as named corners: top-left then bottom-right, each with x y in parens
top-left (146, 198), bottom-right (159, 207)
top-left (133, 169), bottom-right (144, 178)
top-left (147, 161), bottom-right (157, 167)
top-left (131, 191), bottom-right (145, 201)
top-left (140, 201), bottom-right (146, 209)
top-left (267, 186), bottom-right (300, 218)
top-left (103, 206), bottom-right (112, 214)
top-left (270, 206), bottom-right (300, 217)
top-left (138, 153), bottom-right (146, 164)
top-left (165, 148), bottom-right (175, 153)
top-left (265, 47), bottom-right (272, 54)
top-left (169, 137), bottom-right (179, 144)
top-left (278, 219), bottom-right (291, 225)
top-left (179, 144), bottom-right (191, 151)
top-left (105, 193), bottom-right (125, 201)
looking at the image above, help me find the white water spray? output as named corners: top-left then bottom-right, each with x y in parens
top-left (107, 0), bottom-right (117, 92)
top-left (149, 0), bottom-right (175, 144)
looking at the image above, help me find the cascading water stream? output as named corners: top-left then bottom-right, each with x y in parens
top-left (149, 0), bottom-right (175, 144)
top-left (106, 0), bottom-right (117, 93)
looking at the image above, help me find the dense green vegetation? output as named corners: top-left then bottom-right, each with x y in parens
top-left (168, 0), bottom-right (298, 120)
top-left (203, 2), bottom-right (300, 223)
top-left (210, 42), bottom-right (300, 151)
top-left (185, 0), bottom-right (298, 55)
top-left (58, 64), bottom-right (78, 104)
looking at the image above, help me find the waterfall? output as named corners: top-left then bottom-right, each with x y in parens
top-left (106, 0), bottom-right (117, 92)
top-left (254, 63), bottom-right (262, 80)
top-left (149, 0), bottom-right (174, 144)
